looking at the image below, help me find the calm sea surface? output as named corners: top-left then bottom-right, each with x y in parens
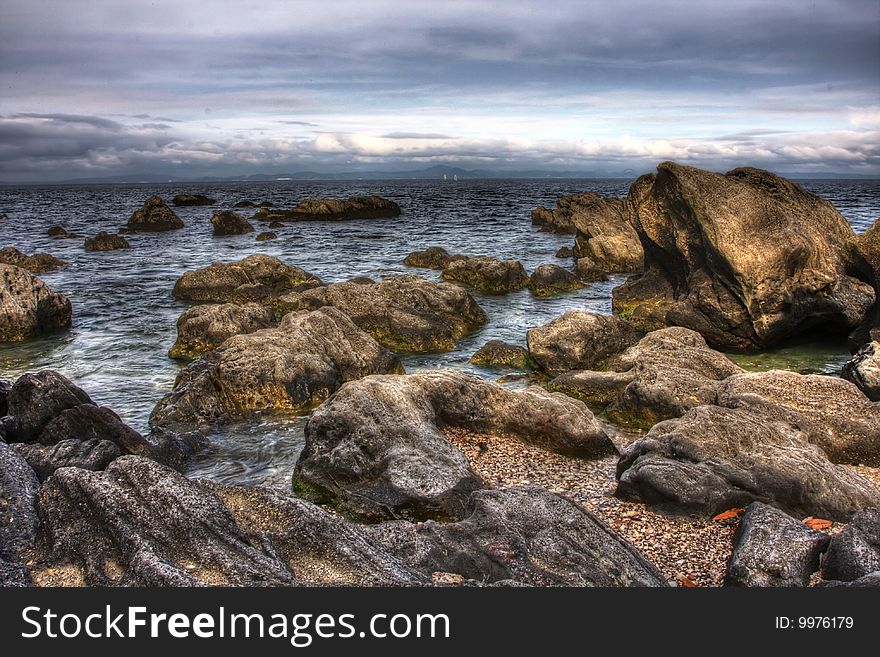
top-left (1, 178), bottom-right (877, 487)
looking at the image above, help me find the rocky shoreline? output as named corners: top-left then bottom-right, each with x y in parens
top-left (2, 166), bottom-right (880, 588)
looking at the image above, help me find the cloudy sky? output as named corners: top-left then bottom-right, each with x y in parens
top-left (1, 0), bottom-right (878, 182)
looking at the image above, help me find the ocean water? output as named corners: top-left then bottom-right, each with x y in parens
top-left (0, 178), bottom-right (877, 488)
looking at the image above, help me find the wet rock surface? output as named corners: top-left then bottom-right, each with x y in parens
top-left (843, 341), bottom-right (880, 401)
top-left (254, 195), bottom-right (401, 222)
top-left (127, 195), bottom-right (184, 231)
top-left (527, 264), bottom-right (584, 297)
top-left (169, 302), bottom-right (277, 360)
top-left (211, 209), bottom-right (255, 236)
top-left (0, 246), bottom-right (65, 273)
top-left (441, 256), bottom-right (529, 294)
top-left (84, 231), bottom-right (130, 252)
top-left (470, 339), bottom-right (532, 369)
top-left (0, 264), bottom-right (72, 342)
top-left (403, 246), bottom-right (467, 269)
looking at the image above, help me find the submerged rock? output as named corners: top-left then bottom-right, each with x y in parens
top-left (724, 502), bottom-right (830, 587)
top-left (255, 231), bottom-right (277, 241)
top-left (172, 194), bottom-right (216, 206)
top-left (615, 405), bottom-right (880, 521)
top-left (169, 302), bottom-right (277, 360)
top-left (470, 340), bottom-right (532, 369)
top-left (256, 195), bottom-right (401, 222)
top-left (0, 265), bottom-right (72, 342)
top-left (843, 341), bottom-right (880, 401)
top-left (821, 508), bottom-right (880, 582)
top-left (612, 163), bottom-right (874, 349)
top-left (526, 311), bottom-right (638, 375)
top-left (441, 256), bottom-right (529, 294)
top-left (294, 369), bottom-right (615, 522)
top-left (363, 487), bottom-right (667, 586)
top-left (47, 226), bottom-right (79, 239)
top-left (0, 442), bottom-right (40, 562)
top-left (84, 231), bottom-right (130, 252)
top-left (150, 307), bottom-right (403, 431)
top-left (127, 195), bottom-right (184, 231)
top-left (211, 209), bottom-right (255, 236)
top-left (403, 246), bottom-right (467, 270)
top-left (528, 264), bottom-right (585, 297)
top-left (0, 246), bottom-right (65, 273)
top-left (172, 254), bottom-right (322, 304)
top-left (278, 275), bottom-right (487, 352)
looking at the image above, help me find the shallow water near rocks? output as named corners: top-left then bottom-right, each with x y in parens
top-left (1, 178), bottom-right (877, 489)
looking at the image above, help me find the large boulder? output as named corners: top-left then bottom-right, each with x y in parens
top-left (172, 194), bottom-right (216, 206)
top-left (527, 264), bottom-right (585, 297)
top-left (441, 256), bottom-right (529, 294)
top-left (612, 163), bottom-right (875, 349)
top-left (470, 340), bottom-right (532, 369)
top-left (84, 231), bottom-right (130, 252)
top-left (294, 369), bottom-right (615, 522)
top-left (615, 405), bottom-right (880, 521)
top-left (211, 209), bottom-right (255, 236)
top-left (849, 219), bottom-right (880, 348)
top-left (0, 246), bottom-right (65, 273)
top-left (526, 311), bottom-right (638, 375)
top-left (724, 502), bottom-right (830, 587)
top-left (403, 246), bottom-right (467, 270)
top-left (548, 327), bottom-right (745, 428)
top-left (127, 195), bottom-right (184, 231)
top-left (821, 508), bottom-right (880, 583)
top-left (0, 265), bottom-right (72, 341)
top-left (843, 341), bottom-right (880, 402)
top-left (168, 302), bottom-right (277, 360)
top-left (255, 195), bottom-right (401, 221)
top-left (0, 442), bottom-right (40, 562)
top-left (278, 275), bottom-right (487, 352)
top-left (172, 254), bottom-right (322, 304)
top-left (150, 307), bottom-right (403, 432)
top-left (716, 370), bottom-right (880, 466)
top-left (363, 487), bottom-right (667, 586)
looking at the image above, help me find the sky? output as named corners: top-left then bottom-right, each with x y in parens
top-left (1, 0), bottom-right (879, 182)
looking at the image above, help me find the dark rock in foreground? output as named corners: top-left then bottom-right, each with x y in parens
top-left (403, 246), bottom-right (467, 270)
top-left (169, 302), bottom-right (277, 360)
top-left (0, 442), bottom-right (40, 562)
top-left (843, 341), bottom-right (880, 401)
top-left (528, 264), bottom-right (584, 297)
top-left (615, 405), bottom-right (880, 521)
top-left (470, 340), bottom-right (532, 369)
top-left (363, 487), bottom-right (667, 586)
top-left (278, 275), bottom-right (487, 352)
top-left (0, 264), bottom-right (72, 342)
top-left (256, 195), bottom-right (401, 222)
top-left (127, 195), bottom-right (184, 231)
top-left (612, 163), bottom-right (874, 350)
top-left (442, 256), bottom-right (529, 294)
top-left (295, 369), bottom-right (615, 522)
top-left (724, 502), bottom-right (829, 587)
top-left (0, 246), bottom-right (65, 273)
top-left (211, 209), bottom-right (255, 236)
top-left (84, 231), bottom-right (130, 252)
top-left (821, 507), bottom-right (880, 582)
top-left (13, 439), bottom-right (121, 481)
top-left (150, 307), bottom-right (403, 432)
top-left (172, 194), bottom-right (216, 206)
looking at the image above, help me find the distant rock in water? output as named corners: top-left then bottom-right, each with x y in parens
top-left (255, 195), bottom-right (400, 222)
top-left (233, 200), bottom-right (256, 208)
top-left (843, 341), bottom-right (880, 401)
top-left (528, 264), bottom-right (584, 297)
top-left (172, 194), bottom-right (216, 206)
top-left (441, 256), bottom-right (529, 294)
top-left (0, 265), bottom-right (71, 342)
top-left (255, 231), bottom-right (277, 241)
top-left (47, 226), bottom-right (80, 239)
top-left (268, 220), bottom-right (284, 229)
top-left (127, 195), bottom-right (184, 232)
top-left (0, 213), bottom-right (7, 222)
top-left (84, 231), bottom-right (130, 252)
top-left (850, 219), bottom-right (880, 349)
top-left (612, 163), bottom-right (875, 350)
top-left (0, 246), bottom-right (65, 273)
top-left (211, 209), bottom-right (255, 236)
top-left (172, 254), bottom-right (322, 305)
top-left (470, 340), bottom-right (532, 369)
top-left (277, 275), bottom-right (487, 352)
top-left (555, 246), bottom-right (572, 258)
top-left (169, 302), bottom-right (277, 360)
top-left (403, 246), bottom-right (467, 270)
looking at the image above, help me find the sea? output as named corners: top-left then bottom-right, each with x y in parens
top-left (1, 178), bottom-right (877, 488)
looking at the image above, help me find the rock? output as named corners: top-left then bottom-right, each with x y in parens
top-left (0, 378), bottom-right (10, 416)
top-left (820, 571), bottom-right (880, 587)
top-left (575, 256), bottom-right (609, 282)
top-left (716, 370), bottom-right (880, 466)
top-left (127, 195), bottom-right (184, 231)
top-left (12, 439), bottom-right (121, 481)
top-left (0, 442), bottom-right (40, 562)
top-left (0, 213), bottom-right (7, 221)
top-left (531, 205), bottom-right (576, 234)
top-left (47, 226), bottom-right (79, 239)
top-left (0, 246), bottom-right (65, 273)
top-left (526, 311), bottom-right (638, 375)
top-left (172, 194), bottom-right (216, 206)
top-left (172, 254), bottom-right (322, 305)
top-left (548, 327), bottom-right (744, 428)
top-left (555, 246), bottom-right (573, 258)
top-left (256, 195), bottom-right (401, 222)
top-left (233, 200), bottom-right (256, 208)
top-left (0, 265), bottom-right (72, 341)
top-left (84, 231), bottom-right (130, 252)
top-left (612, 163), bottom-right (874, 349)
top-left (470, 340), bottom-right (532, 369)
top-left (0, 558), bottom-right (32, 587)
top-left (843, 341), bottom-right (880, 401)
top-left (724, 502), bottom-right (830, 587)
top-left (442, 256), bottom-right (529, 294)
top-left (821, 508), bottom-right (880, 582)
top-left (849, 219), bottom-right (880, 348)
top-left (150, 307), bottom-right (403, 432)
top-left (169, 302), bottom-right (277, 360)
top-left (211, 209), bottom-right (255, 236)
top-left (294, 369), bottom-right (615, 522)
top-left (528, 264), bottom-right (585, 297)
top-left (258, 201), bottom-right (274, 208)
top-left (5, 370), bottom-right (90, 440)
top-left (278, 275), bottom-right (487, 352)
top-left (615, 405), bottom-right (880, 520)
top-left (403, 246), bottom-right (467, 269)
top-left (268, 220), bottom-right (284, 229)
top-left (255, 231), bottom-right (277, 241)
top-left (363, 487), bottom-right (667, 586)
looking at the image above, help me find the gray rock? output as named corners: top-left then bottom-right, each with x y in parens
top-left (172, 194), bottom-right (216, 206)
top-left (0, 441), bottom-right (39, 561)
top-left (843, 341), bottom-right (880, 401)
top-left (0, 265), bottom-right (72, 342)
top-left (724, 502), bottom-right (830, 587)
top-left (0, 558), bottom-right (32, 587)
top-left (615, 405), bottom-right (880, 521)
top-left (819, 571), bottom-right (880, 587)
top-left (0, 246), bottom-right (65, 273)
top-left (169, 302), bottom-right (277, 360)
top-left (127, 195), bottom-right (184, 231)
top-left (442, 256), bottom-right (529, 294)
top-left (13, 439), bottom-right (121, 481)
top-left (528, 264), bottom-right (585, 297)
top-left (821, 508), bottom-right (880, 582)
top-left (5, 370), bottom-right (91, 441)
top-left (0, 378), bottom-right (11, 416)
top-left (211, 209), bottom-right (255, 236)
